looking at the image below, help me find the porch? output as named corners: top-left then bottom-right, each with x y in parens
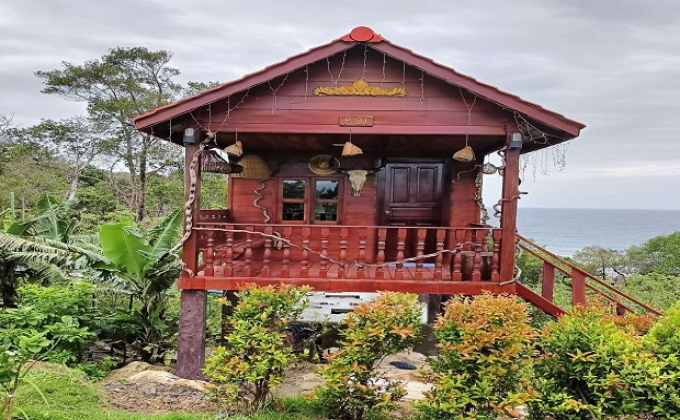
top-left (180, 209), bottom-right (511, 295)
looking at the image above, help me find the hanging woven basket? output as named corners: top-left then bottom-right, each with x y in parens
top-left (229, 154), bottom-right (271, 180)
top-left (452, 146), bottom-right (475, 163)
top-left (224, 140), bottom-right (243, 158)
top-left (201, 150), bottom-right (243, 174)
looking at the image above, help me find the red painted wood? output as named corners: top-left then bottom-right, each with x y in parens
top-left (434, 229), bottom-right (445, 281)
top-left (320, 227), bottom-right (329, 278)
top-left (542, 262), bottom-right (555, 301)
top-left (338, 227), bottom-right (348, 279)
top-left (415, 229), bottom-right (426, 280)
top-left (224, 226), bottom-right (234, 277)
top-left (472, 230), bottom-right (483, 282)
top-left (357, 227), bottom-right (367, 279)
top-left (499, 135), bottom-right (521, 282)
top-left (180, 276), bottom-right (514, 295)
top-left (301, 226), bottom-right (310, 278)
top-left (262, 226), bottom-right (273, 277)
top-left (376, 228), bottom-right (386, 280)
top-left (516, 283), bottom-right (566, 317)
top-left (281, 226), bottom-right (292, 278)
top-left (491, 230), bottom-right (501, 282)
top-left (452, 230), bottom-right (463, 282)
top-left (204, 232), bottom-right (214, 277)
top-left (572, 269), bottom-right (587, 306)
top-left (395, 228), bottom-right (406, 280)
top-left (243, 226), bottom-right (253, 277)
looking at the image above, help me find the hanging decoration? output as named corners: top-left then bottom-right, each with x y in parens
top-left (201, 149), bottom-right (243, 174)
top-left (224, 130), bottom-right (243, 158)
top-left (309, 154), bottom-right (340, 175)
top-left (452, 87), bottom-right (478, 162)
top-left (341, 131), bottom-right (363, 157)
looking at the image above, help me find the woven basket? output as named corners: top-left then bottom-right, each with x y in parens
top-left (452, 146), bottom-right (475, 163)
top-left (341, 142), bottom-right (363, 157)
top-left (224, 140), bottom-right (243, 158)
top-left (201, 150), bottom-right (243, 174)
top-left (229, 154), bottom-right (271, 180)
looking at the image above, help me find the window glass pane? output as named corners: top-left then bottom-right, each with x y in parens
top-left (315, 180), bottom-right (339, 200)
top-left (283, 180), bottom-right (305, 199)
top-left (282, 203), bottom-right (305, 221)
top-left (314, 203), bottom-right (338, 221)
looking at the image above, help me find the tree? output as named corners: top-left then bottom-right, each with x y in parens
top-left (25, 118), bottom-right (104, 201)
top-left (36, 47), bottom-right (183, 221)
top-left (627, 232), bottom-right (680, 276)
top-left (573, 245), bottom-right (628, 281)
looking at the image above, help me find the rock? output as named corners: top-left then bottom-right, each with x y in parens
top-left (103, 361), bottom-right (172, 383)
top-left (127, 370), bottom-right (214, 392)
top-left (143, 386), bottom-right (158, 397)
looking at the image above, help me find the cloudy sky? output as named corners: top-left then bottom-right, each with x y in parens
top-left (2, 0), bottom-right (679, 210)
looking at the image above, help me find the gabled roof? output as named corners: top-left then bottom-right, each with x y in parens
top-left (134, 26), bottom-right (585, 138)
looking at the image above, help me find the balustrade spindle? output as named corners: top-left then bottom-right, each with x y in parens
top-left (243, 225), bottom-right (253, 277)
top-left (452, 229), bottom-right (464, 281)
top-left (395, 228), bottom-right (406, 280)
top-left (205, 232), bottom-right (215, 276)
top-left (357, 228), bottom-right (367, 279)
top-left (415, 229), bottom-right (426, 280)
top-left (491, 230), bottom-right (501, 282)
top-left (339, 228), bottom-right (348, 279)
top-left (320, 227), bottom-right (329, 279)
top-left (281, 226), bottom-right (292, 278)
top-left (376, 228), bottom-right (386, 280)
top-left (301, 227), bottom-right (310, 278)
top-left (472, 230), bottom-right (483, 281)
top-left (225, 225), bottom-right (234, 277)
top-left (262, 226), bottom-right (273, 277)
top-left (434, 229), bottom-right (445, 281)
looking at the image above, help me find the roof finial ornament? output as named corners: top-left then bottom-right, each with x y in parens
top-left (341, 26), bottom-right (383, 43)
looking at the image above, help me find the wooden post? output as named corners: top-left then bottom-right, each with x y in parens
top-left (499, 131), bottom-right (521, 283)
top-left (178, 127), bottom-right (207, 379)
top-left (572, 269), bottom-right (587, 306)
top-left (542, 262), bottom-right (555, 301)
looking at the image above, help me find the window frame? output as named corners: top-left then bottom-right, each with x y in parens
top-left (277, 176), bottom-right (343, 224)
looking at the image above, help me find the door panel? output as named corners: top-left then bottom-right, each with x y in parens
top-left (382, 162), bottom-right (444, 260)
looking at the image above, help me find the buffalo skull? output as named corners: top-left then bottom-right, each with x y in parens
top-left (338, 163), bottom-right (385, 196)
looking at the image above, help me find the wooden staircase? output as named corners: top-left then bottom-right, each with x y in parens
top-left (514, 235), bottom-right (662, 317)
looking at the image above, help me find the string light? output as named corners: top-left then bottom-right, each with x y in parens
top-left (268, 73), bottom-right (290, 116)
top-left (401, 61), bottom-right (406, 108)
top-left (361, 44), bottom-right (368, 80)
top-left (381, 53), bottom-right (387, 86)
top-left (419, 70), bottom-right (425, 109)
top-left (304, 64), bottom-right (309, 103)
top-left (326, 50), bottom-right (347, 86)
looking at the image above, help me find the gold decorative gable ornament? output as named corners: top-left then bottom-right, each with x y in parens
top-left (314, 79), bottom-right (407, 97)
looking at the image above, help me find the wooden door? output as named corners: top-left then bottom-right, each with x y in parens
top-left (381, 162), bottom-right (444, 260)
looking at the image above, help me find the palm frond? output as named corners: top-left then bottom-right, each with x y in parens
top-left (146, 209), bottom-right (182, 261)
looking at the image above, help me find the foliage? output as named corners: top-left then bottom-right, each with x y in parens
top-left (203, 284), bottom-right (309, 413)
top-left (0, 330), bottom-right (53, 419)
top-left (530, 302), bottom-right (680, 419)
top-left (627, 231), bottom-right (680, 276)
top-left (416, 293), bottom-right (536, 420)
top-left (37, 47), bottom-right (184, 221)
top-left (314, 292), bottom-right (422, 420)
top-left (75, 356), bottom-right (118, 381)
top-left (572, 245), bottom-right (627, 281)
top-left (97, 210), bottom-right (182, 362)
top-left (622, 273), bottom-right (680, 311)
top-left (0, 282), bottom-right (98, 365)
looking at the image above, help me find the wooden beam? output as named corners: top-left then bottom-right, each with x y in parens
top-left (178, 277), bottom-right (516, 295)
top-left (499, 131), bottom-right (521, 282)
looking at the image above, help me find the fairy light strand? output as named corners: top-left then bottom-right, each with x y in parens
top-left (268, 73), bottom-right (290, 116)
top-left (326, 50), bottom-right (347, 86)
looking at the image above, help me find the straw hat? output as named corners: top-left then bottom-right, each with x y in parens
top-left (309, 154), bottom-right (340, 175)
top-left (229, 154), bottom-right (271, 180)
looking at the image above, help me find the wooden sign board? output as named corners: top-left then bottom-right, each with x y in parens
top-left (339, 115), bottom-right (374, 127)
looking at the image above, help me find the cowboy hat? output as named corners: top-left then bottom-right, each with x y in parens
top-left (309, 154), bottom-right (340, 175)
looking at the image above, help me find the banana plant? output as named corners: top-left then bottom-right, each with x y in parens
top-left (98, 209), bottom-right (182, 362)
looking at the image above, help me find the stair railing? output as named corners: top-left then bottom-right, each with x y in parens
top-left (517, 235), bottom-right (661, 316)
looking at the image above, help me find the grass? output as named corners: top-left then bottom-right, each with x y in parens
top-left (11, 365), bottom-right (322, 420)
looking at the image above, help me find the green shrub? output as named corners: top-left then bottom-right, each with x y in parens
top-left (530, 303), bottom-right (680, 419)
top-left (0, 282), bottom-right (97, 364)
top-left (314, 292), bottom-right (422, 420)
top-left (203, 284), bottom-right (310, 413)
top-left (416, 293), bottom-right (536, 420)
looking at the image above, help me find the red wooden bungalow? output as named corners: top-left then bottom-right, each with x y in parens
top-left (134, 27), bottom-right (658, 379)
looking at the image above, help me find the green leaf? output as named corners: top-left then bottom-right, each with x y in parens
top-left (99, 222), bottom-right (150, 282)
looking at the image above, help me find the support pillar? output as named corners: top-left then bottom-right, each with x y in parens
top-left (177, 126), bottom-right (207, 379)
top-left (499, 131), bottom-right (522, 282)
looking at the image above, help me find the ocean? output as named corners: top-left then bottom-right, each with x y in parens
top-left (510, 208), bottom-right (680, 257)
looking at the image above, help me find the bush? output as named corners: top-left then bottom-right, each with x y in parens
top-left (314, 292), bottom-right (423, 420)
top-left (0, 282), bottom-right (97, 364)
top-left (203, 284), bottom-right (310, 413)
top-left (416, 293), bottom-right (536, 420)
top-left (530, 303), bottom-right (680, 419)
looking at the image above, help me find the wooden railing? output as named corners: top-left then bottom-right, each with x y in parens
top-left (192, 216), bottom-right (503, 283)
top-left (517, 235), bottom-right (661, 316)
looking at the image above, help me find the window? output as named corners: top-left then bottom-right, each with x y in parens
top-left (280, 177), bottom-right (341, 223)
